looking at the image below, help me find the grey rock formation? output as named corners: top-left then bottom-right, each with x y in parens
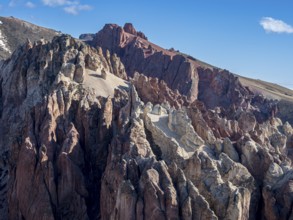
top-left (1, 21), bottom-right (293, 220)
top-left (0, 34), bottom-right (128, 219)
top-left (223, 137), bottom-right (240, 162)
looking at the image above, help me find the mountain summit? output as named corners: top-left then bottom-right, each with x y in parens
top-left (84, 23), bottom-right (293, 123)
top-left (0, 18), bottom-right (293, 220)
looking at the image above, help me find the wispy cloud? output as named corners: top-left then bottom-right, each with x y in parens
top-left (260, 17), bottom-right (293, 34)
top-left (64, 4), bottom-right (92, 15)
top-left (26, 1), bottom-right (36, 8)
top-left (41, 0), bottom-right (92, 15)
top-left (42, 0), bottom-right (76, 6)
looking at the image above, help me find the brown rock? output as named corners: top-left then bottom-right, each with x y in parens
top-left (85, 53), bottom-right (100, 71)
top-left (0, 35), bottom-right (117, 219)
top-left (262, 172), bottom-right (293, 220)
top-left (2, 25), bottom-right (293, 220)
top-left (91, 24), bottom-right (199, 102)
top-left (132, 72), bottom-right (188, 108)
top-left (74, 63), bottom-right (85, 83)
top-left (101, 68), bottom-right (107, 80)
top-left (110, 53), bottom-right (127, 80)
top-left (123, 23), bottom-right (137, 35)
top-left (238, 111), bottom-right (256, 133)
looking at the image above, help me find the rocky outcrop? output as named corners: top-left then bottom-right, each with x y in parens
top-left (0, 35), bottom-right (127, 219)
top-left (184, 152), bottom-right (258, 220)
top-left (277, 99), bottom-right (293, 125)
top-left (132, 72), bottom-right (189, 108)
top-left (123, 23), bottom-right (137, 36)
top-left (123, 23), bottom-right (148, 40)
top-left (144, 104), bottom-right (204, 164)
top-left (100, 87), bottom-right (256, 220)
top-left (1, 22), bottom-right (293, 220)
top-left (88, 23), bottom-right (293, 126)
top-left (79, 33), bottom-right (95, 42)
top-left (106, 51), bottom-right (128, 80)
top-left (197, 68), bottom-right (252, 110)
top-left (90, 23), bottom-right (199, 102)
top-left (262, 171), bottom-right (293, 220)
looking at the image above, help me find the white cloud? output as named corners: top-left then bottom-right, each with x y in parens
top-left (41, 0), bottom-right (92, 15)
top-left (260, 17), bottom-right (293, 34)
top-left (26, 1), bottom-right (36, 8)
top-left (42, 0), bottom-right (77, 6)
top-left (64, 4), bottom-right (92, 15)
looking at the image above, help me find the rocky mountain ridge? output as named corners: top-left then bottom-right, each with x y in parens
top-left (0, 19), bottom-right (293, 220)
top-left (84, 23), bottom-right (293, 124)
top-left (0, 16), bottom-right (58, 60)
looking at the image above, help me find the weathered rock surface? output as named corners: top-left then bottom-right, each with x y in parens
top-left (0, 16), bottom-right (58, 60)
top-left (1, 21), bottom-right (293, 220)
top-left (132, 72), bottom-right (189, 108)
top-left (0, 35), bottom-right (127, 219)
top-left (144, 106), bottom-right (204, 164)
top-left (90, 23), bottom-right (199, 102)
top-left (86, 23), bottom-right (293, 124)
top-left (262, 171), bottom-right (293, 220)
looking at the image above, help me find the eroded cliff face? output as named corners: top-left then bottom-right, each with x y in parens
top-left (91, 23), bottom-right (199, 102)
top-left (1, 32), bottom-right (293, 220)
top-left (99, 84), bottom-right (293, 220)
top-left (0, 35), bottom-right (127, 219)
top-left (87, 23), bottom-right (293, 125)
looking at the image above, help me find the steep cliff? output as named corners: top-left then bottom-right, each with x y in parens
top-left (0, 21), bottom-right (293, 220)
top-left (86, 23), bottom-right (293, 124)
top-left (0, 35), bottom-right (128, 219)
top-left (90, 23), bottom-right (199, 102)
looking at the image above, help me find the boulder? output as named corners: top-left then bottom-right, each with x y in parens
top-left (74, 63), bottom-right (85, 83)
top-left (101, 68), bottom-right (107, 80)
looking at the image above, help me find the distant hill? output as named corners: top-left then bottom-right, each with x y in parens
top-left (0, 16), bottom-right (59, 60)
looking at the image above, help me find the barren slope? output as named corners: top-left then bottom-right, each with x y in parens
top-left (0, 16), bottom-right (59, 60)
top-left (83, 69), bottom-right (129, 98)
top-left (239, 76), bottom-right (293, 101)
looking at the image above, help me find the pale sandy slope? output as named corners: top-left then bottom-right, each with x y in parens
top-left (83, 69), bottom-right (129, 98)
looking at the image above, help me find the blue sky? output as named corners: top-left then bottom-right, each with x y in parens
top-left (0, 0), bottom-right (293, 88)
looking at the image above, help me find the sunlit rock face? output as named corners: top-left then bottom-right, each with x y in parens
top-left (0, 20), bottom-right (293, 220)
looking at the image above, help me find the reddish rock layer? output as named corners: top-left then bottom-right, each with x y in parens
top-left (91, 23), bottom-right (199, 102)
top-left (89, 23), bottom-right (292, 125)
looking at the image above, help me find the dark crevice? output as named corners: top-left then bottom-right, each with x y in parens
top-left (287, 200), bottom-right (293, 219)
top-left (74, 101), bottom-right (112, 220)
top-left (255, 185), bottom-right (264, 220)
top-left (0, 78), bottom-right (3, 119)
top-left (144, 125), bottom-right (162, 161)
top-left (42, 176), bottom-right (57, 219)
